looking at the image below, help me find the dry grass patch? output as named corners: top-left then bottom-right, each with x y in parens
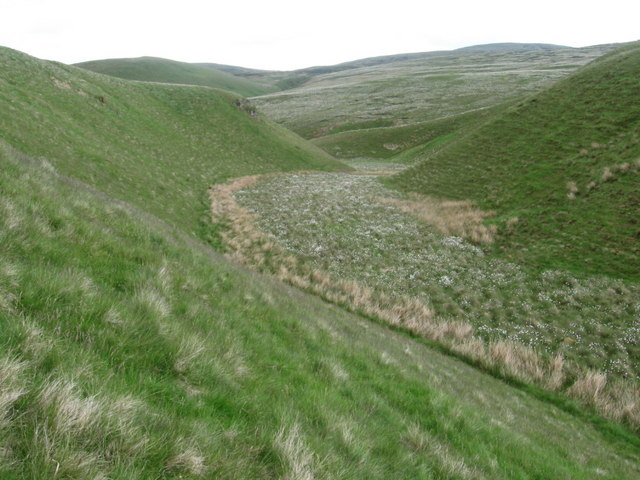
top-left (378, 194), bottom-right (497, 244)
top-left (404, 423), bottom-right (482, 479)
top-left (166, 441), bottom-right (207, 477)
top-left (274, 423), bottom-right (316, 480)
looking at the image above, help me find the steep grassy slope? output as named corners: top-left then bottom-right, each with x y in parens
top-left (2, 136), bottom-right (640, 478)
top-left (252, 45), bottom-right (615, 139)
top-left (390, 42), bottom-right (640, 280)
top-left (75, 56), bottom-right (276, 96)
top-left (0, 47), bottom-right (346, 235)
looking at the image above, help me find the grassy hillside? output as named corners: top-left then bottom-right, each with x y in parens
top-left (0, 47), bottom-right (346, 236)
top-left (2, 130), bottom-right (640, 479)
top-left (205, 43), bottom-right (568, 95)
top-left (311, 106), bottom-right (501, 160)
top-left (390, 42), bottom-right (640, 280)
top-left (252, 45), bottom-right (615, 139)
top-left (75, 56), bottom-right (276, 96)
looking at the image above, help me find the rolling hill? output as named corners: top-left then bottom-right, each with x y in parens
top-left (0, 47), bottom-right (346, 235)
top-left (251, 43), bottom-right (616, 141)
top-left (389, 41), bottom-right (640, 280)
top-left (2, 44), bottom-right (640, 478)
top-left (75, 56), bottom-right (276, 96)
top-left (1, 101), bottom-right (639, 480)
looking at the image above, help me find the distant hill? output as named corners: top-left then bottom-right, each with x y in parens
top-left (389, 42), bottom-right (640, 279)
top-left (75, 56), bottom-right (276, 96)
top-left (208, 43), bottom-right (571, 85)
top-left (455, 42), bottom-right (569, 52)
top-left (252, 44), bottom-right (615, 140)
top-left (0, 47), bottom-right (346, 234)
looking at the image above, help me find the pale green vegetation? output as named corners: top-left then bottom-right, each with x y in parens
top-left (233, 172), bottom-right (640, 380)
top-left (75, 56), bottom-right (276, 96)
top-left (2, 41), bottom-right (640, 478)
top-left (252, 45), bottom-right (614, 140)
top-left (310, 107), bottom-right (493, 161)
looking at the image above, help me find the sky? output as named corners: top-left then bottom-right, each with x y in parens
top-left (1, 0), bottom-right (639, 70)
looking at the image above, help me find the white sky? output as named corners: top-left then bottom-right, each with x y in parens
top-left (1, 0), bottom-right (639, 70)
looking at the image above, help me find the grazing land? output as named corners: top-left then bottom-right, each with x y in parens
top-left (390, 42), bottom-right (640, 280)
top-left (208, 42), bottom-right (640, 438)
top-left (0, 47), bottom-right (345, 235)
top-left (252, 44), bottom-right (615, 141)
top-left (1, 42), bottom-right (639, 478)
top-left (76, 56), bottom-right (276, 96)
top-left (233, 172), bottom-right (640, 381)
top-left (2, 135), bottom-right (639, 480)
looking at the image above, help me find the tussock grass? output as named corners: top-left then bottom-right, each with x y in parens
top-left (215, 171), bottom-right (640, 431)
top-left (403, 423), bottom-right (480, 479)
top-left (378, 194), bottom-right (496, 244)
top-left (9, 144), bottom-right (640, 478)
top-left (275, 423), bottom-right (316, 480)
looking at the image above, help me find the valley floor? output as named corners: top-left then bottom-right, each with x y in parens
top-left (210, 159), bottom-right (640, 432)
top-left (231, 163), bottom-right (640, 380)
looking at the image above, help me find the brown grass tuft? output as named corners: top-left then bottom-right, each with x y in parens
top-left (209, 174), bottom-right (640, 431)
top-left (275, 423), bottom-right (316, 480)
top-left (601, 167), bottom-right (614, 182)
top-left (167, 443), bottom-right (207, 477)
top-left (377, 194), bottom-right (496, 244)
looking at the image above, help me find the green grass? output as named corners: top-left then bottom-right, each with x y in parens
top-left (3, 44), bottom-right (640, 478)
top-left (233, 172), bottom-right (640, 383)
top-left (75, 56), bottom-right (277, 96)
top-left (311, 107), bottom-right (497, 159)
top-left (389, 42), bottom-right (640, 280)
top-left (252, 45), bottom-right (615, 139)
top-left (0, 47), bottom-right (347, 236)
top-left (2, 132), bottom-right (639, 479)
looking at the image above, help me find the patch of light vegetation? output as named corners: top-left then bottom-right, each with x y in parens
top-left (235, 173), bottom-right (640, 378)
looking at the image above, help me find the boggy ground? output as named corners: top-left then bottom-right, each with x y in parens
top-left (210, 162), bottom-right (640, 429)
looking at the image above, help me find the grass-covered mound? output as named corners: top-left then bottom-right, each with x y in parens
top-left (2, 134), bottom-right (640, 479)
top-left (75, 56), bottom-right (276, 96)
top-left (390, 42), bottom-right (640, 280)
top-left (0, 47), bottom-right (346, 234)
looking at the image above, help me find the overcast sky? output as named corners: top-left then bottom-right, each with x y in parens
top-left (1, 0), bottom-right (639, 70)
